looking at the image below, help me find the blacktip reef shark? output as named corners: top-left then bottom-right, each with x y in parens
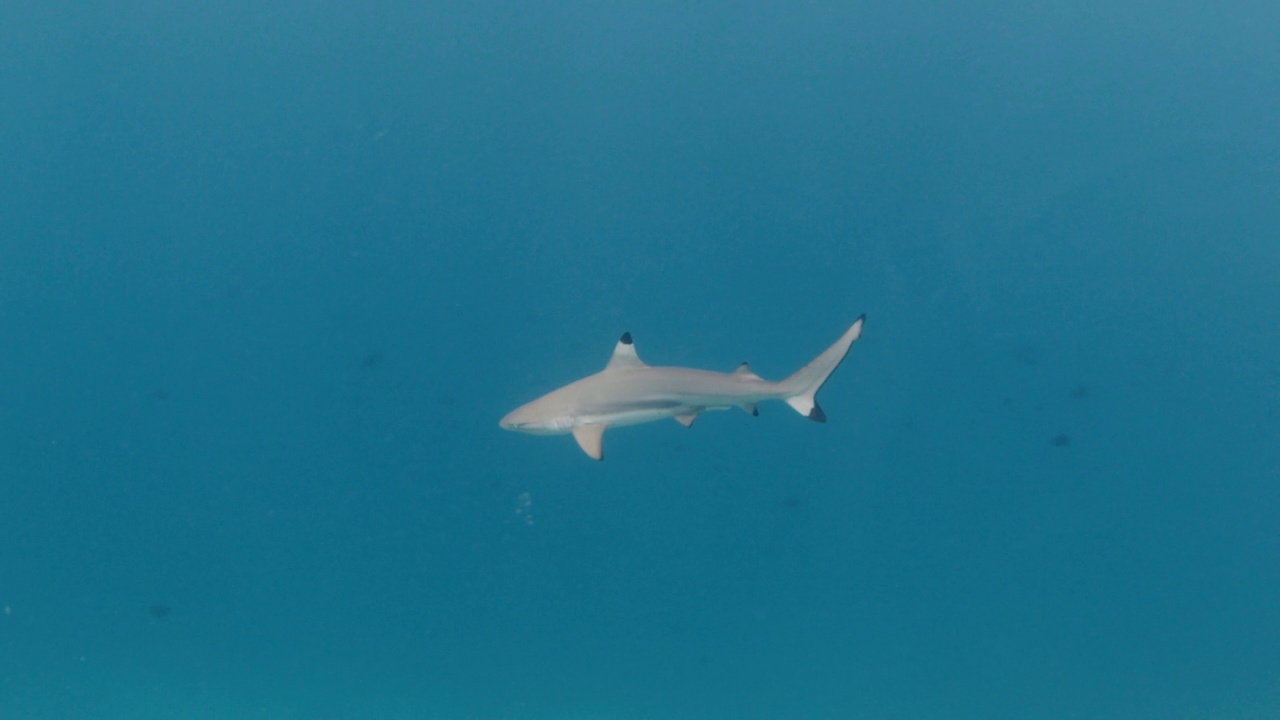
top-left (500, 315), bottom-right (865, 460)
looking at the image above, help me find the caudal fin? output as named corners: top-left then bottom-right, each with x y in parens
top-left (780, 315), bottom-right (865, 422)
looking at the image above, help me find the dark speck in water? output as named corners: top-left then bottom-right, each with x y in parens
top-left (1050, 433), bottom-right (1071, 447)
top-left (148, 603), bottom-right (171, 620)
top-left (1069, 385), bottom-right (1089, 399)
top-left (359, 352), bottom-right (382, 369)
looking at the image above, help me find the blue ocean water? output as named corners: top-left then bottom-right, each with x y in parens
top-left (2, 1), bottom-right (1278, 718)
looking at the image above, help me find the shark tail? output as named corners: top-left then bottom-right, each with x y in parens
top-left (779, 315), bottom-right (865, 422)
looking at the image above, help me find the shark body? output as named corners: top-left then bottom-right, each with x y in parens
top-left (500, 315), bottom-right (865, 460)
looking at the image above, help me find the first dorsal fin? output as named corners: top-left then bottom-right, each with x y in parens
top-left (605, 331), bottom-right (647, 370)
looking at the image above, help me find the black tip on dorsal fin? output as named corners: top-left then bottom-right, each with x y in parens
top-left (753, 407), bottom-right (759, 416)
top-left (808, 404), bottom-right (827, 423)
top-left (620, 331), bottom-right (633, 345)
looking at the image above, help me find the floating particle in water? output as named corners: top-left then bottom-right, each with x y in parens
top-left (1050, 433), bottom-right (1071, 447)
top-left (359, 352), bottom-right (382, 369)
top-left (1069, 385), bottom-right (1089, 399)
top-left (148, 603), bottom-right (171, 620)
top-left (515, 492), bottom-right (533, 525)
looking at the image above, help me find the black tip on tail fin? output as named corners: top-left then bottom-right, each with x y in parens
top-left (620, 331), bottom-right (633, 345)
top-left (808, 404), bottom-right (827, 423)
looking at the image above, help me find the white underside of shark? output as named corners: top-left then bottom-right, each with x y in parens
top-left (500, 316), bottom-right (865, 460)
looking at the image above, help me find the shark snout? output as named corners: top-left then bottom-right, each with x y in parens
top-left (501, 402), bottom-right (570, 435)
top-left (500, 405), bottom-right (540, 432)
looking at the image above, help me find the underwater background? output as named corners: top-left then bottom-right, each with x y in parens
top-left (2, 1), bottom-right (1278, 718)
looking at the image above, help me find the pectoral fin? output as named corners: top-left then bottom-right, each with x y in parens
top-left (572, 425), bottom-right (606, 460)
